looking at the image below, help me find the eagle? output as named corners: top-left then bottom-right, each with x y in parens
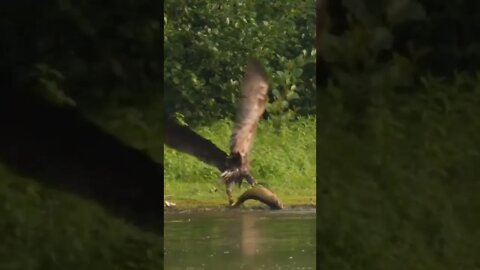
top-left (165, 59), bottom-right (269, 205)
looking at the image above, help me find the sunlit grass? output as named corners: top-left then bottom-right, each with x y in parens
top-left (164, 116), bottom-right (316, 207)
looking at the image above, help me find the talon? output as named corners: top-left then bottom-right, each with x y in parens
top-left (246, 174), bottom-right (256, 187)
top-left (226, 181), bottom-right (235, 207)
top-left (164, 200), bottom-right (176, 207)
top-left (221, 171), bottom-right (230, 179)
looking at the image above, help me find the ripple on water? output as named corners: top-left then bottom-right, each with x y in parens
top-left (164, 210), bottom-right (316, 269)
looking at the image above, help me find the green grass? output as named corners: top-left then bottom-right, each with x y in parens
top-left (0, 163), bottom-right (163, 270)
top-left (164, 116), bottom-right (316, 208)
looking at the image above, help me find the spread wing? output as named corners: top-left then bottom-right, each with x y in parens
top-left (165, 118), bottom-right (228, 172)
top-left (230, 59), bottom-right (269, 169)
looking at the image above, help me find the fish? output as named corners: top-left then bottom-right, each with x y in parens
top-left (231, 186), bottom-right (283, 210)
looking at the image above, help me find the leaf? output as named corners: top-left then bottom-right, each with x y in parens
top-left (370, 26), bottom-right (393, 52)
top-left (272, 89), bottom-right (281, 98)
top-left (292, 68), bottom-right (303, 78)
top-left (286, 91), bottom-right (299, 101)
top-left (387, 0), bottom-right (427, 25)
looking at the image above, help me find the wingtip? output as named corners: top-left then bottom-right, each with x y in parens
top-left (247, 57), bottom-right (262, 66)
top-left (246, 58), bottom-right (268, 80)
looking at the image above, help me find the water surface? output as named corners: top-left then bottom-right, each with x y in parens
top-left (164, 209), bottom-right (316, 269)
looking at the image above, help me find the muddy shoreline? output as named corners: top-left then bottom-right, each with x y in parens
top-left (164, 204), bottom-right (316, 214)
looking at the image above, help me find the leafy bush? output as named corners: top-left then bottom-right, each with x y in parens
top-left (321, 0), bottom-right (480, 125)
top-left (319, 0), bottom-right (480, 268)
top-left (1, 0), bottom-right (162, 111)
top-left (1, 0), bottom-right (166, 161)
top-left (318, 72), bottom-right (480, 269)
top-left (164, 0), bottom-right (315, 124)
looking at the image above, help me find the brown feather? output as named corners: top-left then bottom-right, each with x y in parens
top-left (230, 59), bottom-right (269, 170)
top-left (165, 118), bottom-right (228, 172)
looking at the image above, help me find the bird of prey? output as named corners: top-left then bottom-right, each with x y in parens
top-left (165, 59), bottom-right (269, 205)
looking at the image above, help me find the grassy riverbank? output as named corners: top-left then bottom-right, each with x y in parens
top-left (164, 117), bottom-right (316, 208)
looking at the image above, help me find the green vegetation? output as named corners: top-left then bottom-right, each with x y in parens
top-left (1, 1), bottom-right (165, 269)
top-left (318, 75), bottom-right (480, 268)
top-left (164, 117), bottom-right (316, 208)
top-left (0, 163), bottom-right (163, 270)
top-left (164, 0), bottom-right (315, 125)
top-left (163, 0), bottom-right (315, 208)
top-left (162, 0), bottom-right (316, 208)
top-left (319, 0), bottom-right (480, 268)
top-left (1, 0), bottom-right (315, 268)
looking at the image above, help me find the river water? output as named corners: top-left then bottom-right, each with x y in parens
top-left (164, 208), bottom-right (316, 269)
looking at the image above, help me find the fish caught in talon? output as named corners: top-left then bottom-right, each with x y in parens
top-left (164, 59), bottom-right (271, 205)
top-left (231, 186), bottom-right (283, 210)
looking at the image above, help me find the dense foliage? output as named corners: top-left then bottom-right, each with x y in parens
top-left (320, 0), bottom-right (480, 128)
top-left (319, 0), bottom-right (480, 268)
top-left (1, 0), bottom-right (161, 105)
top-left (1, 0), bottom-right (163, 156)
top-left (164, 0), bottom-right (316, 125)
top-left (1, 1), bottom-right (165, 269)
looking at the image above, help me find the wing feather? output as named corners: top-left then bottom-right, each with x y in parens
top-left (165, 118), bottom-right (228, 172)
top-left (230, 59), bottom-right (269, 168)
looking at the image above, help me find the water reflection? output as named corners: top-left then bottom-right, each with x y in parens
top-left (241, 213), bottom-right (259, 257)
top-left (164, 209), bottom-right (316, 269)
